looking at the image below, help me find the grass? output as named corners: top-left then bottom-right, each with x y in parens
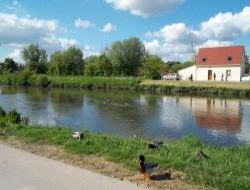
top-left (142, 80), bottom-right (250, 90)
top-left (0, 108), bottom-right (249, 190)
top-left (140, 80), bottom-right (250, 98)
top-left (47, 76), bottom-right (141, 90)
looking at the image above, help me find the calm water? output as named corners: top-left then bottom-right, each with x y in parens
top-left (1, 85), bottom-right (250, 146)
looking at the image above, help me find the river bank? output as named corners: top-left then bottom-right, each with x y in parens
top-left (0, 74), bottom-right (250, 98)
top-left (0, 108), bottom-right (249, 190)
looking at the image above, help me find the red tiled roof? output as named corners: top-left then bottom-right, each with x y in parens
top-left (196, 46), bottom-right (245, 66)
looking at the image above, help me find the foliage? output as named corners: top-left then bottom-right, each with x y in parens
top-left (16, 70), bottom-right (33, 86)
top-left (6, 109), bottom-right (21, 124)
top-left (48, 76), bottom-right (141, 90)
top-left (169, 61), bottom-right (195, 73)
top-left (36, 75), bottom-right (49, 87)
top-left (48, 47), bottom-right (84, 75)
top-left (84, 55), bottom-right (112, 77)
top-left (0, 106), bottom-right (6, 117)
top-left (140, 54), bottom-right (166, 79)
top-left (0, 58), bottom-right (19, 73)
top-left (107, 37), bottom-right (145, 76)
top-left (21, 44), bottom-right (48, 74)
top-left (245, 55), bottom-right (249, 74)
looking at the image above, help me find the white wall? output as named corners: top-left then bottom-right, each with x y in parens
top-left (178, 65), bottom-right (196, 80)
top-left (196, 67), bottom-right (241, 82)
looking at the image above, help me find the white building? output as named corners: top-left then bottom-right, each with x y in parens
top-left (178, 46), bottom-right (246, 82)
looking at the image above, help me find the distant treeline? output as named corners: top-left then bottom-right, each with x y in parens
top-left (0, 37), bottom-right (196, 80)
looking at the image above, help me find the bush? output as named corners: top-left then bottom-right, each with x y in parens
top-left (17, 71), bottom-right (31, 86)
top-left (6, 109), bottom-right (21, 124)
top-left (36, 75), bottom-right (49, 87)
top-left (0, 106), bottom-right (6, 117)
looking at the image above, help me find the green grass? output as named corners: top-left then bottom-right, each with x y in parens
top-left (1, 120), bottom-right (250, 190)
top-left (47, 76), bottom-right (141, 90)
top-left (140, 80), bottom-right (250, 98)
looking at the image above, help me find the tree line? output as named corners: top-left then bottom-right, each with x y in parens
top-left (1, 37), bottom-right (205, 79)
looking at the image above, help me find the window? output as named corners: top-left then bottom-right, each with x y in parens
top-left (227, 56), bottom-right (232, 63)
top-left (202, 58), bottom-right (207, 63)
top-left (226, 70), bottom-right (231, 76)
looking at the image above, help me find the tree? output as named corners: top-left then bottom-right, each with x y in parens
top-left (0, 58), bottom-right (19, 73)
top-left (48, 51), bottom-right (63, 75)
top-left (21, 44), bottom-right (48, 73)
top-left (97, 54), bottom-right (112, 76)
top-left (63, 46), bottom-right (84, 75)
top-left (107, 37), bottom-right (145, 76)
top-left (245, 55), bottom-right (249, 74)
top-left (48, 47), bottom-right (84, 75)
top-left (84, 56), bottom-right (99, 76)
top-left (140, 54), bottom-right (166, 79)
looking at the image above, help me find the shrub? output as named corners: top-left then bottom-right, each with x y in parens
top-left (6, 109), bottom-right (21, 124)
top-left (0, 106), bottom-right (6, 117)
top-left (17, 71), bottom-right (31, 86)
top-left (36, 75), bottom-right (49, 87)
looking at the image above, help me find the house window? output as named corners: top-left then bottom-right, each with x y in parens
top-left (226, 70), bottom-right (231, 76)
top-left (227, 57), bottom-right (232, 63)
top-left (202, 58), bottom-right (207, 63)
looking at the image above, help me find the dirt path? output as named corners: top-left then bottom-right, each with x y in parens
top-left (0, 140), bottom-right (210, 190)
top-left (0, 143), bottom-right (147, 190)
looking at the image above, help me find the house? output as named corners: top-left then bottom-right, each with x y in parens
top-left (178, 46), bottom-right (246, 82)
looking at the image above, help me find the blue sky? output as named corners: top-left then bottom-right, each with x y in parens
top-left (0, 0), bottom-right (250, 63)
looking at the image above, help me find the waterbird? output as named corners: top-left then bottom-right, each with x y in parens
top-left (72, 132), bottom-right (83, 140)
top-left (138, 154), bottom-right (158, 181)
top-left (148, 141), bottom-right (163, 149)
top-left (196, 149), bottom-right (210, 160)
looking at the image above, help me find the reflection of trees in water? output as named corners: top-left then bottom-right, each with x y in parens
top-left (2, 86), bottom-right (49, 102)
top-left (49, 88), bottom-right (84, 115)
top-left (1, 86), bottom-right (49, 110)
top-left (90, 91), bottom-right (160, 130)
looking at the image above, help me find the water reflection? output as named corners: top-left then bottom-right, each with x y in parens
top-left (1, 85), bottom-right (250, 146)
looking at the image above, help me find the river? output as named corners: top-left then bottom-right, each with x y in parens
top-left (1, 85), bottom-right (250, 146)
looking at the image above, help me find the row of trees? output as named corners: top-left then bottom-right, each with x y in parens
top-left (1, 37), bottom-right (198, 79)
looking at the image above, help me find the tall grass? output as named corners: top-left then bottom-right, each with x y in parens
top-left (0, 107), bottom-right (249, 190)
top-left (47, 76), bottom-right (141, 90)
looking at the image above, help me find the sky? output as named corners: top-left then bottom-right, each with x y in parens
top-left (0, 0), bottom-right (250, 63)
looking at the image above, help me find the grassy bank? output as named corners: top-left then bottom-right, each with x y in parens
top-left (0, 73), bottom-right (250, 97)
top-left (0, 108), bottom-right (249, 190)
top-left (140, 80), bottom-right (250, 98)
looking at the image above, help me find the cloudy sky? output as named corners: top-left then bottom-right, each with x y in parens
top-left (0, 0), bottom-right (250, 63)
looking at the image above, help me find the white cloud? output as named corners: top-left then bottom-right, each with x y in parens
top-left (0, 12), bottom-right (98, 62)
top-left (145, 6), bottom-right (250, 61)
top-left (7, 48), bottom-right (23, 63)
top-left (201, 7), bottom-right (250, 41)
top-left (198, 40), bottom-right (233, 49)
top-left (81, 45), bottom-right (99, 58)
top-left (101, 23), bottom-right (117, 32)
top-left (74, 18), bottom-right (95, 28)
top-left (42, 36), bottom-right (78, 50)
top-left (106, 0), bottom-right (184, 17)
top-left (0, 13), bottom-right (60, 45)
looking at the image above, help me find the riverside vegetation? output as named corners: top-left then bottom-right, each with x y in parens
top-left (0, 107), bottom-right (249, 190)
top-left (1, 72), bottom-right (250, 98)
